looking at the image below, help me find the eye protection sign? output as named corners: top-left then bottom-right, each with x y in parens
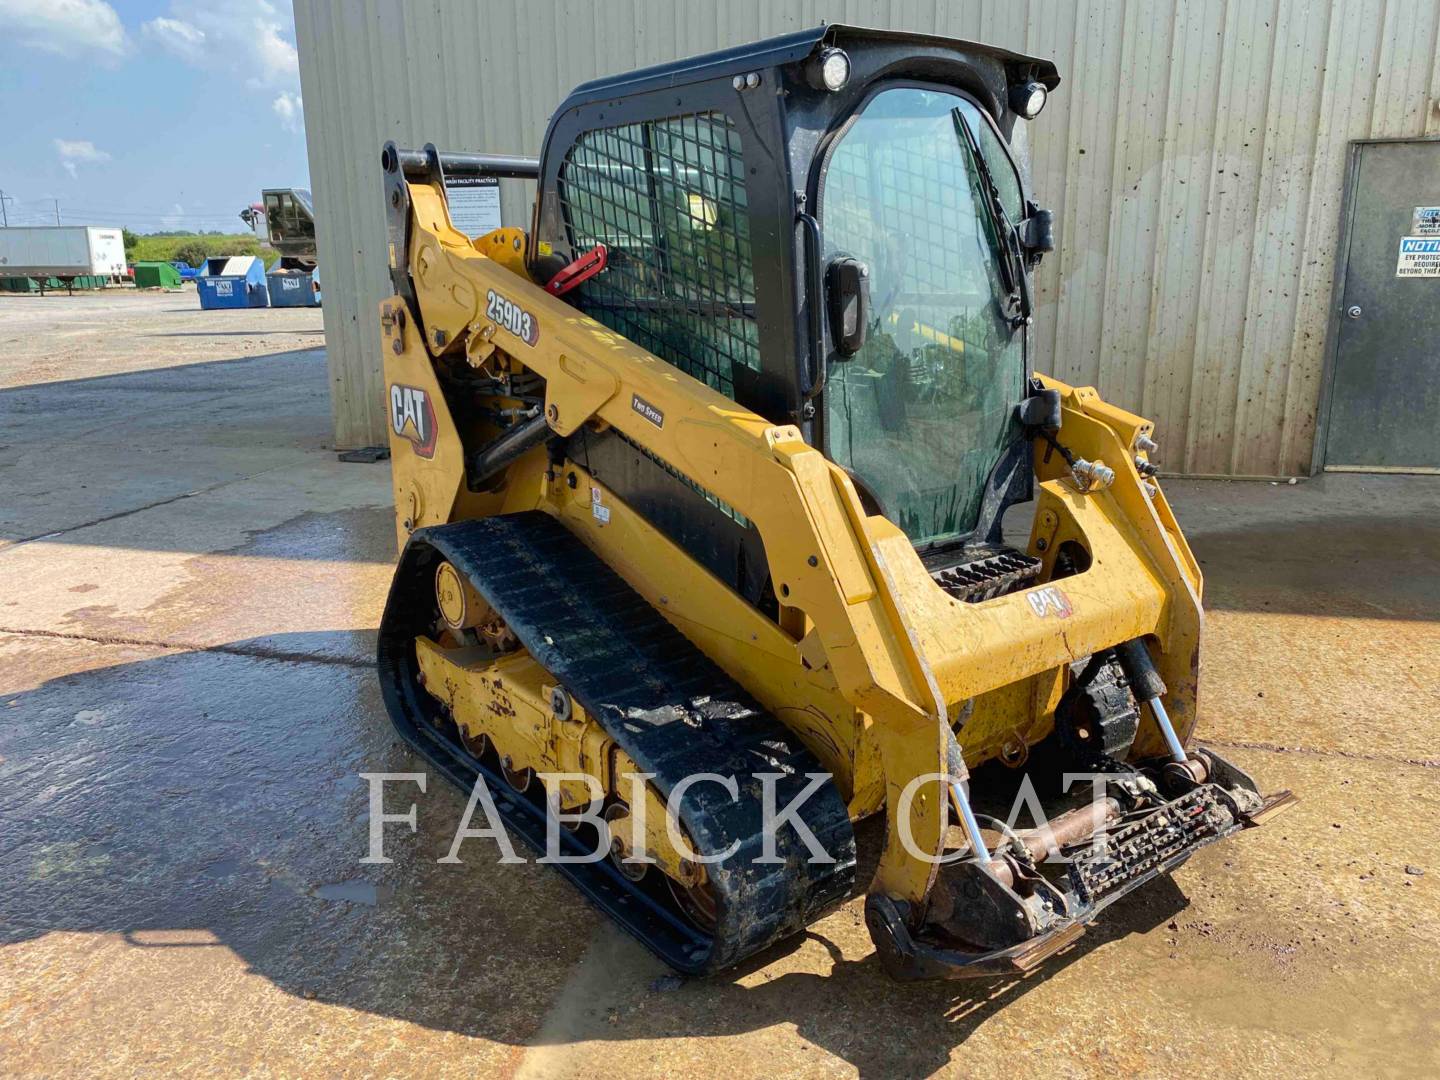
top-left (1395, 236), bottom-right (1440, 278)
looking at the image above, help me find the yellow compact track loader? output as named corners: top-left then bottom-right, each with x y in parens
top-left (375, 25), bottom-right (1294, 980)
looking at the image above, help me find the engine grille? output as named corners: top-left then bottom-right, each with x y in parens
top-left (931, 548), bottom-right (1043, 603)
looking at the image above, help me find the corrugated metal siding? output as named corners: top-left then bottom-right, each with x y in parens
top-left (295, 0), bottom-right (1440, 474)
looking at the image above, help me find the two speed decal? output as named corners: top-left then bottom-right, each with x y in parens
top-left (630, 393), bottom-right (665, 429)
top-left (485, 289), bottom-right (540, 346)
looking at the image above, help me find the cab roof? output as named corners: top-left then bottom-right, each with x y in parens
top-left (561, 24), bottom-right (1060, 109)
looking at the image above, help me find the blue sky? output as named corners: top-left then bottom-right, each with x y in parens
top-left (0, 0), bottom-right (309, 234)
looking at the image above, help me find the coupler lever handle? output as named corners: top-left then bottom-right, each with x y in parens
top-left (545, 244), bottom-right (608, 296)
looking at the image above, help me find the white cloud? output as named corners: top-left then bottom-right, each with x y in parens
top-left (0, 0), bottom-right (129, 57)
top-left (55, 139), bottom-right (111, 179)
top-left (141, 17), bottom-right (206, 64)
top-left (272, 92), bottom-right (304, 135)
top-left (248, 8), bottom-right (300, 88)
top-left (141, 2), bottom-right (302, 133)
top-left (143, 2), bottom-right (299, 89)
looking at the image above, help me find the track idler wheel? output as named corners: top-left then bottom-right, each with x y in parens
top-left (668, 870), bottom-right (719, 934)
top-left (604, 803), bottom-right (647, 882)
top-left (435, 560), bottom-right (486, 631)
top-left (460, 727), bottom-right (490, 759)
top-left (500, 755), bottom-right (535, 793)
top-left (544, 782), bottom-right (586, 833)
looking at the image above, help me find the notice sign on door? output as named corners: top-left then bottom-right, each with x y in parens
top-left (1396, 236), bottom-right (1440, 277)
top-left (1411, 206), bottom-right (1440, 236)
top-left (444, 174), bottom-right (502, 239)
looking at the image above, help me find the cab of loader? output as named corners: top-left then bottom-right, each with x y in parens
top-left (527, 25), bottom-right (1058, 576)
top-left (382, 25), bottom-right (1062, 612)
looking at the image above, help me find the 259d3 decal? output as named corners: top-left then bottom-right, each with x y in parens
top-left (485, 288), bottom-right (540, 346)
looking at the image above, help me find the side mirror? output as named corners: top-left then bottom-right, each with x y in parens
top-left (1020, 205), bottom-right (1055, 259)
top-left (825, 256), bottom-right (870, 358)
top-left (1015, 387), bottom-right (1062, 433)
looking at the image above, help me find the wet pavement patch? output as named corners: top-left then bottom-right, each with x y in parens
top-left (311, 880), bottom-right (393, 906)
top-left (200, 857), bottom-right (247, 880)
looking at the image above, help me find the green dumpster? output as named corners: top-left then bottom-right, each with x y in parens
top-left (133, 261), bottom-right (182, 289)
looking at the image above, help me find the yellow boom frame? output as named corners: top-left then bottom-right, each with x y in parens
top-left (382, 179), bottom-right (1202, 908)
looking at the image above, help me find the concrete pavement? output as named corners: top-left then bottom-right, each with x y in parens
top-left (1, 290), bottom-right (1436, 1078)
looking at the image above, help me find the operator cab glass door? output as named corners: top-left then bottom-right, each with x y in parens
top-left (821, 87), bottom-right (1025, 549)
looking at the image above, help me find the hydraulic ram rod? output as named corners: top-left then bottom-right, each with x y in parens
top-left (466, 414), bottom-right (552, 490)
top-left (382, 143), bottom-right (540, 180)
top-left (1117, 639), bottom-right (1187, 763)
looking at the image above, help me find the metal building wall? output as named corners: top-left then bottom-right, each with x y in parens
top-left (294, 0), bottom-right (1440, 475)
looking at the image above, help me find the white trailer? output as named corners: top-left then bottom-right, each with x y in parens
top-left (0, 226), bottom-right (127, 279)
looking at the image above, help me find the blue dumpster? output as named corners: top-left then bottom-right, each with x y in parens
top-left (197, 255), bottom-right (269, 309)
top-left (266, 268), bottom-right (321, 307)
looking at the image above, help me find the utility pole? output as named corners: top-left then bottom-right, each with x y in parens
top-left (53, 199), bottom-right (61, 225)
top-left (0, 190), bottom-right (11, 227)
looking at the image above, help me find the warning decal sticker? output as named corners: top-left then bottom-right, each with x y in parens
top-left (590, 486), bottom-right (611, 526)
top-left (445, 175), bottom-right (502, 239)
top-left (1412, 206), bottom-right (1440, 237)
top-left (1396, 236), bottom-right (1440, 278)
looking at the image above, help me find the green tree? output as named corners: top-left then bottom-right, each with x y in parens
top-left (172, 240), bottom-right (209, 268)
top-left (122, 229), bottom-right (140, 259)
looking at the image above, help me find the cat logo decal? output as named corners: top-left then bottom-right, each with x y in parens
top-left (1026, 585), bottom-right (1073, 619)
top-left (390, 383), bottom-right (437, 458)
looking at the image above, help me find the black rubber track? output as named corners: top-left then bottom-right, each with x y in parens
top-left (376, 511), bottom-right (856, 973)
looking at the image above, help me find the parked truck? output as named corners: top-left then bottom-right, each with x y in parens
top-left (240, 189), bottom-right (317, 270)
top-left (241, 188), bottom-right (321, 306)
top-left (0, 226), bottom-right (126, 286)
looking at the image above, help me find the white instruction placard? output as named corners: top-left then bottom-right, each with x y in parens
top-left (590, 486), bottom-right (610, 525)
top-left (444, 174), bottom-right (502, 238)
top-left (1411, 206), bottom-right (1440, 236)
top-left (1396, 236), bottom-right (1440, 277)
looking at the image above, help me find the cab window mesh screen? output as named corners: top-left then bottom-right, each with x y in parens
top-left (558, 112), bottom-right (759, 400)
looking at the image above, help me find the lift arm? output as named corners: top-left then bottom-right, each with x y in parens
top-left (391, 173), bottom-right (955, 907)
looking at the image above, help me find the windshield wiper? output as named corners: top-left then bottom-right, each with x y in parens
top-left (952, 109), bottom-right (1032, 329)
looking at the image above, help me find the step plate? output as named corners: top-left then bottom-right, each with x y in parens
top-left (1067, 784), bottom-right (1236, 909)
